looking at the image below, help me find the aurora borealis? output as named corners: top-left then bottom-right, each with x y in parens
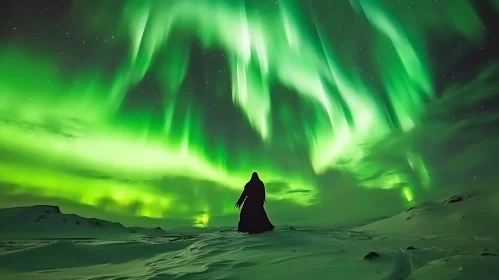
top-left (1, 0), bottom-right (499, 228)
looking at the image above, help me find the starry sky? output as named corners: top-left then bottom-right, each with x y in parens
top-left (0, 0), bottom-right (498, 229)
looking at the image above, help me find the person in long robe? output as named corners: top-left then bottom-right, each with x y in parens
top-left (235, 172), bottom-right (274, 234)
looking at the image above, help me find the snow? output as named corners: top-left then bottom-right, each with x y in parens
top-left (355, 191), bottom-right (499, 237)
top-left (0, 205), bottom-right (142, 239)
top-left (1, 192), bottom-right (499, 280)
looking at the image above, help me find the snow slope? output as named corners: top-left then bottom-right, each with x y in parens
top-left (0, 192), bottom-right (498, 280)
top-left (355, 191), bottom-right (499, 237)
top-left (0, 205), bottom-right (167, 239)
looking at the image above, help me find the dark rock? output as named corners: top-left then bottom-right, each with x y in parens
top-left (407, 246), bottom-right (416, 250)
top-left (363, 251), bottom-right (379, 260)
top-left (444, 195), bottom-right (463, 203)
top-left (480, 252), bottom-right (498, 256)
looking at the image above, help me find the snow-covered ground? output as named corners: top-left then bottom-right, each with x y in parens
top-left (1, 192), bottom-right (499, 280)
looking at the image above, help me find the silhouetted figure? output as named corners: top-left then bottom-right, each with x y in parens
top-left (235, 172), bottom-right (274, 234)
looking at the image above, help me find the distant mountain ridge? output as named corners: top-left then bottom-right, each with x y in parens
top-left (355, 191), bottom-right (499, 237)
top-left (0, 205), bottom-right (167, 239)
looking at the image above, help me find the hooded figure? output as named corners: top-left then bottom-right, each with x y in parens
top-left (235, 172), bottom-right (274, 234)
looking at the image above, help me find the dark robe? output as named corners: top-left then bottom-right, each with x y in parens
top-left (236, 173), bottom-right (274, 234)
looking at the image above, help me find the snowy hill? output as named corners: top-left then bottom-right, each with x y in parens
top-left (355, 191), bottom-right (499, 237)
top-left (0, 205), bottom-right (166, 239)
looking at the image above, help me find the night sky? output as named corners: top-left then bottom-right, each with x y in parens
top-left (0, 0), bottom-right (498, 229)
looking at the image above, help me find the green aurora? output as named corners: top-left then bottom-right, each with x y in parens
top-left (0, 0), bottom-right (497, 227)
